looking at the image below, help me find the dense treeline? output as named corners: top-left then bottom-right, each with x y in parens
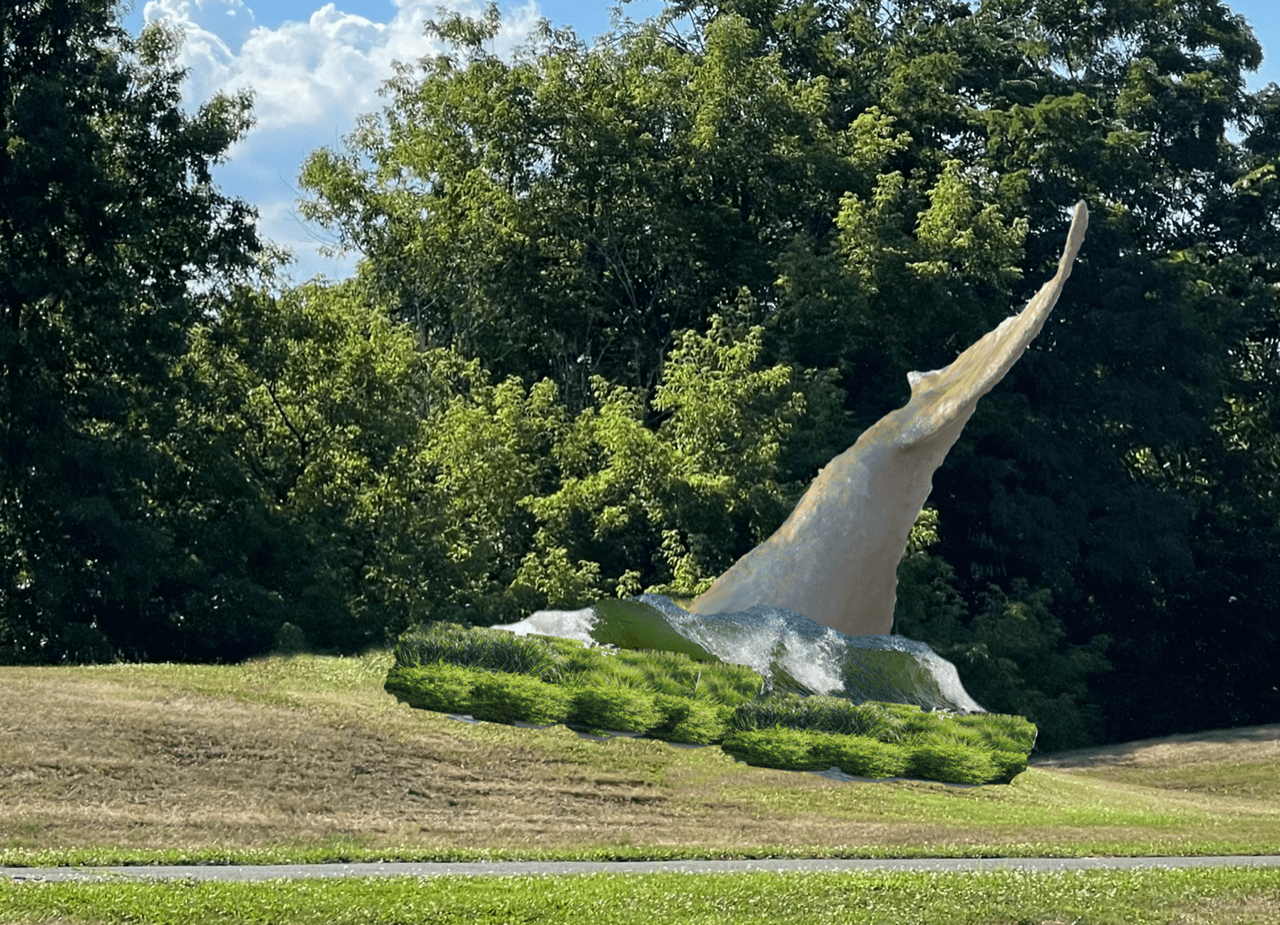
top-left (3, 0), bottom-right (1278, 751)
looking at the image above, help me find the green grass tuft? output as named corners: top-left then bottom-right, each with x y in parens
top-left (468, 671), bottom-right (574, 725)
top-left (907, 741), bottom-right (997, 785)
top-left (393, 622), bottom-right (579, 681)
top-left (729, 694), bottom-right (904, 739)
top-left (650, 696), bottom-right (729, 745)
top-left (570, 684), bottom-right (663, 733)
top-left (384, 663), bottom-right (475, 714)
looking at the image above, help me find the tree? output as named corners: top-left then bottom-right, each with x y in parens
top-left (180, 281), bottom-right (451, 652)
top-left (295, 0), bottom-right (1279, 746)
top-left (299, 6), bottom-right (857, 411)
top-left (0, 3), bottom-right (261, 661)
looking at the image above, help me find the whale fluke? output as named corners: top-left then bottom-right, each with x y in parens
top-left (690, 201), bottom-right (1090, 636)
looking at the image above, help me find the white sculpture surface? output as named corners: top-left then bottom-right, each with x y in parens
top-left (691, 202), bottom-right (1090, 637)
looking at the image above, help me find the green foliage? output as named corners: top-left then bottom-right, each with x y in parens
top-left (391, 622), bottom-right (765, 707)
top-left (722, 728), bottom-right (914, 779)
top-left (907, 742), bottom-right (997, 787)
top-left (0, 2), bottom-right (262, 662)
top-left (182, 281), bottom-right (449, 652)
top-left (393, 623), bottom-right (577, 682)
top-left (298, 9), bottom-right (849, 409)
top-left (469, 671), bottom-right (573, 725)
top-left (723, 727), bottom-right (1014, 784)
top-left (953, 712), bottom-right (1038, 755)
top-left (896, 550), bottom-right (1111, 751)
top-left (384, 664), bottom-right (475, 715)
top-left (587, 648), bottom-right (764, 705)
top-left (809, 733), bottom-right (912, 780)
top-left (730, 695), bottom-right (904, 740)
top-left (386, 624), bottom-right (1033, 783)
top-left (650, 695), bottom-right (730, 745)
top-left (570, 684), bottom-right (664, 734)
top-left (518, 314), bottom-right (809, 602)
top-left (988, 750), bottom-right (1030, 785)
top-left (387, 652), bottom-right (578, 725)
top-left (721, 728), bottom-right (828, 773)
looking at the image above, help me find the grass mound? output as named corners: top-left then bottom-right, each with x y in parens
top-left (386, 622), bottom-right (1035, 784)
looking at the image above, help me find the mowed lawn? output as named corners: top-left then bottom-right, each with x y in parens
top-left (3, 653), bottom-right (1280, 923)
top-left (1, 652), bottom-right (1278, 865)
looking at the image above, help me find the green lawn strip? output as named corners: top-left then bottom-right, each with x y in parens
top-left (3, 869), bottom-right (1279, 924)
top-left (5, 838), bottom-right (1279, 870)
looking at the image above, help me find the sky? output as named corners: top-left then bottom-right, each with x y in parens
top-left (120, 0), bottom-right (1280, 284)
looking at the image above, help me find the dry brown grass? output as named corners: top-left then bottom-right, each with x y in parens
top-left (1032, 725), bottom-right (1280, 801)
top-left (2, 654), bottom-right (1279, 859)
top-left (1033, 725), bottom-right (1280, 772)
top-left (1168, 890), bottom-right (1280, 924)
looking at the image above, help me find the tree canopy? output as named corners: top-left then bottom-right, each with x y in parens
top-left (6, 0), bottom-right (1279, 750)
top-left (296, 0), bottom-right (1280, 747)
top-left (0, 1), bottom-right (262, 660)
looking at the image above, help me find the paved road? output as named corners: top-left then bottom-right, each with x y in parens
top-left (5, 856), bottom-right (1280, 882)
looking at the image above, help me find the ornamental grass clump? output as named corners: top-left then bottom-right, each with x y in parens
top-left (384, 664), bottom-right (475, 714)
top-left (393, 623), bottom-right (574, 682)
top-left (954, 712), bottom-right (1038, 753)
top-left (722, 729), bottom-right (911, 778)
top-left (385, 623), bottom-right (1035, 785)
top-left (651, 695), bottom-right (729, 744)
top-left (721, 728), bottom-right (828, 772)
top-left (907, 741), bottom-right (997, 785)
top-left (989, 750), bottom-right (1030, 784)
top-left (593, 649), bottom-right (762, 706)
top-left (729, 694), bottom-right (903, 739)
top-left (570, 683), bottom-right (664, 734)
top-left (810, 733), bottom-right (911, 779)
top-left (468, 671), bottom-right (573, 726)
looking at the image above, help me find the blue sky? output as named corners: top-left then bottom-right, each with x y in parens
top-left (120, 0), bottom-right (1280, 284)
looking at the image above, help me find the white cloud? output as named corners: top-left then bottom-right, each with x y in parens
top-left (141, 0), bottom-right (542, 281)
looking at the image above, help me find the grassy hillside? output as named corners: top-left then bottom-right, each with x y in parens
top-left (1, 653), bottom-right (1278, 866)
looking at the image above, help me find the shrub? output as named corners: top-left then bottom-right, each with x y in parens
top-left (570, 684), bottom-right (663, 733)
top-left (394, 622), bottom-right (574, 681)
top-left (469, 671), bottom-right (573, 725)
top-left (651, 695), bottom-right (729, 744)
top-left (729, 695), bottom-right (904, 739)
top-left (385, 625), bottom-right (1034, 785)
top-left (721, 729), bottom-right (828, 772)
top-left (989, 750), bottom-right (1029, 784)
top-left (907, 741), bottom-right (997, 785)
top-left (953, 712), bottom-right (1038, 753)
top-left (810, 734), bottom-right (910, 779)
top-left (384, 664), bottom-right (475, 714)
top-left (723, 728), bottom-right (911, 778)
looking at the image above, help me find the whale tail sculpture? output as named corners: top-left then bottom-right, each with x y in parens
top-left (691, 201), bottom-right (1090, 637)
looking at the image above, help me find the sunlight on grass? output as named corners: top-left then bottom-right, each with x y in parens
top-left (2, 869), bottom-right (1280, 925)
top-left (2, 654), bottom-right (1278, 866)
